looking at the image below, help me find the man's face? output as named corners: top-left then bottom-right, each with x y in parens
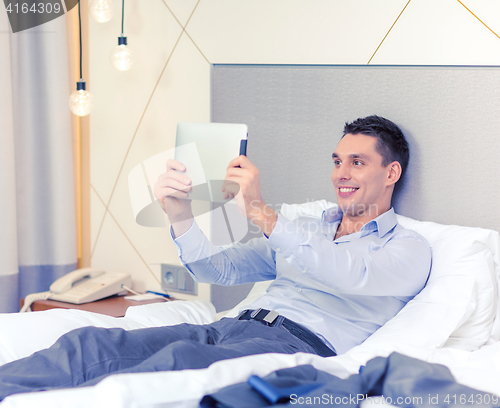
top-left (331, 133), bottom-right (392, 218)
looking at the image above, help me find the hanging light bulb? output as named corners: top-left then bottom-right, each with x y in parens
top-left (89, 0), bottom-right (113, 23)
top-left (69, 2), bottom-right (93, 116)
top-left (111, 36), bottom-right (133, 71)
top-left (69, 80), bottom-right (93, 117)
top-left (111, 0), bottom-right (132, 71)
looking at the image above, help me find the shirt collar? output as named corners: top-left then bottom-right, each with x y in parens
top-left (321, 206), bottom-right (397, 238)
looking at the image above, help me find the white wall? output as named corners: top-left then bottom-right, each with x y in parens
top-left (89, 0), bottom-right (500, 297)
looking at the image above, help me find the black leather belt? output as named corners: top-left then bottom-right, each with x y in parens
top-left (238, 308), bottom-right (336, 357)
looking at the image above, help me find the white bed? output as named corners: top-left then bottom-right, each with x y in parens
top-left (0, 207), bottom-right (499, 407)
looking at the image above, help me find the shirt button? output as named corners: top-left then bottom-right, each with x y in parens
top-left (297, 288), bottom-right (302, 293)
top-left (302, 269), bottom-right (307, 274)
top-left (276, 248), bottom-right (281, 252)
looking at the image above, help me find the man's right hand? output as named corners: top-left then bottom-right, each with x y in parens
top-left (154, 159), bottom-right (194, 234)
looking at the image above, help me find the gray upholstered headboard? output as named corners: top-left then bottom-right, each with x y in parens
top-left (209, 64), bottom-right (500, 311)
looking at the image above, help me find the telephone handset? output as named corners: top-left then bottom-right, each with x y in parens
top-left (49, 268), bottom-right (132, 304)
top-left (50, 267), bottom-right (106, 294)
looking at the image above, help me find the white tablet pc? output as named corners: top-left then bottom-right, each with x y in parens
top-left (174, 122), bottom-right (248, 202)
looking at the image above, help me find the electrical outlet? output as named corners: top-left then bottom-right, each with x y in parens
top-left (161, 264), bottom-right (197, 295)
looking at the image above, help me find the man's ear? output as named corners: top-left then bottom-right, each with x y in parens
top-left (387, 161), bottom-right (402, 186)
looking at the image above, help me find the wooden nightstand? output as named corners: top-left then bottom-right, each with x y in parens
top-left (20, 293), bottom-right (172, 317)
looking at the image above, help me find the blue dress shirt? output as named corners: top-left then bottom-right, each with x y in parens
top-left (172, 201), bottom-right (431, 354)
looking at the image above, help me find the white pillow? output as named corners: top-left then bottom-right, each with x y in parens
top-left (396, 215), bottom-right (498, 350)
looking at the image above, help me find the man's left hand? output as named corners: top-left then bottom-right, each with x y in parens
top-left (223, 156), bottom-right (278, 237)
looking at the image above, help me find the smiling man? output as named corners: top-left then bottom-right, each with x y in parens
top-left (0, 115), bottom-right (431, 400)
top-left (331, 117), bottom-right (407, 238)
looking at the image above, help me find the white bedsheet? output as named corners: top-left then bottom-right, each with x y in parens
top-left (0, 301), bottom-right (499, 408)
top-left (0, 300), bottom-right (215, 366)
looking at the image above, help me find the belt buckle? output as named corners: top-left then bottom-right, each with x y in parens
top-left (250, 307), bottom-right (279, 326)
top-left (250, 308), bottom-right (279, 325)
top-left (263, 310), bottom-right (279, 325)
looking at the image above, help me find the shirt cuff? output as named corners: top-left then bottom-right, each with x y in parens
top-left (267, 213), bottom-right (304, 258)
top-left (171, 221), bottom-right (206, 257)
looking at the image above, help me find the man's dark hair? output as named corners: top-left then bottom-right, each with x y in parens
top-left (342, 115), bottom-right (410, 178)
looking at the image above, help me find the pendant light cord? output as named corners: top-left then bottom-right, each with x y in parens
top-left (78, 0), bottom-right (82, 80)
top-left (121, 0), bottom-right (125, 36)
